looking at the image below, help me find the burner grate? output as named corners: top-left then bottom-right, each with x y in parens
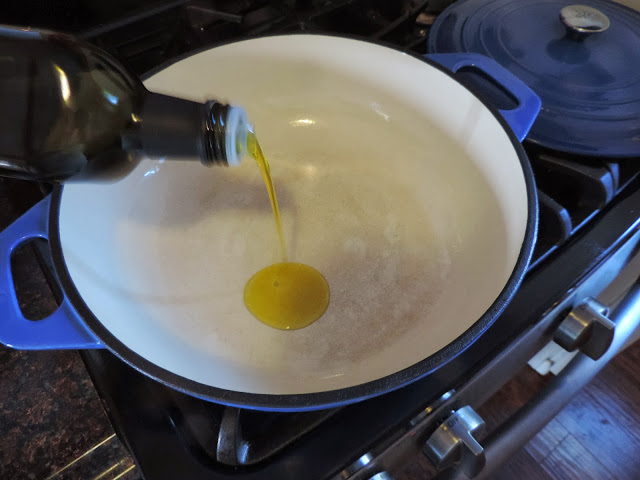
top-left (527, 146), bottom-right (640, 268)
top-left (77, 0), bottom-right (443, 76)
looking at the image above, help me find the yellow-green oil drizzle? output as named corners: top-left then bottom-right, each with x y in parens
top-left (247, 131), bottom-right (287, 262)
top-left (243, 131), bottom-right (330, 330)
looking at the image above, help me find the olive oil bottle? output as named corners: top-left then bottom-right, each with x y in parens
top-left (0, 25), bottom-right (250, 182)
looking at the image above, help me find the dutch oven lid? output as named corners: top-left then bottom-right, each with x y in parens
top-left (428, 0), bottom-right (640, 157)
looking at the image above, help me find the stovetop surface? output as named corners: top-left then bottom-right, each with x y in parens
top-left (3, 1), bottom-right (640, 478)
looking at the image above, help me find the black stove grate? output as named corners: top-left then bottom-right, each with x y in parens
top-left (527, 148), bottom-right (640, 268)
top-left (77, 0), bottom-right (442, 75)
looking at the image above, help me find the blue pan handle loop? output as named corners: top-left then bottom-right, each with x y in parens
top-left (0, 196), bottom-right (102, 349)
top-left (425, 53), bottom-right (541, 142)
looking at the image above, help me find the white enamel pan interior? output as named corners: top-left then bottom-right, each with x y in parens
top-left (53, 35), bottom-right (533, 405)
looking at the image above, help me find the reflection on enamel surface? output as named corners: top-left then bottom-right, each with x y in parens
top-left (54, 64), bottom-right (71, 105)
top-left (290, 118), bottom-right (316, 127)
top-left (371, 102), bottom-right (390, 121)
top-left (104, 92), bottom-right (119, 105)
top-left (303, 164), bottom-right (318, 177)
top-left (143, 165), bottom-right (160, 177)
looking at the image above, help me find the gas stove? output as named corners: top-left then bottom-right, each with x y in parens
top-left (5, 1), bottom-right (640, 479)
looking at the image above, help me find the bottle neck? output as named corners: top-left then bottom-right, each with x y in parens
top-left (137, 92), bottom-right (247, 167)
top-left (203, 100), bottom-right (249, 167)
top-left (201, 101), bottom-right (231, 166)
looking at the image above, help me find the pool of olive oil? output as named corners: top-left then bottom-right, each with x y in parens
top-left (243, 132), bottom-right (330, 330)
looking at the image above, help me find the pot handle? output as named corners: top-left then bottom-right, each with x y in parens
top-left (425, 53), bottom-right (541, 142)
top-left (0, 195), bottom-right (102, 349)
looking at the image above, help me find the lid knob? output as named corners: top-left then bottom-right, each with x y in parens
top-left (560, 5), bottom-right (610, 40)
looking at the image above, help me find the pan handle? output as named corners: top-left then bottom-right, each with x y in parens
top-left (425, 53), bottom-right (541, 142)
top-left (0, 195), bottom-right (102, 349)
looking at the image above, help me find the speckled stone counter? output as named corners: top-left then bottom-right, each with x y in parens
top-left (0, 178), bottom-right (137, 479)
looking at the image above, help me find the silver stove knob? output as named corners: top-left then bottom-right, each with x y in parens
top-left (554, 297), bottom-right (615, 360)
top-left (423, 406), bottom-right (486, 478)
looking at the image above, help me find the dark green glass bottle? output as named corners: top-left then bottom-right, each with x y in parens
top-left (0, 25), bottom-right (249, 182)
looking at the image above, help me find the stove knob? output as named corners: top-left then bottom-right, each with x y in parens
top-left (554, 297), bottom-right (615, 360)
top-left (423, 406), bottom-right (486, 478)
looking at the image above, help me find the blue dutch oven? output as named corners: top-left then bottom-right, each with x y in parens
top-left (1, 35), bottom-right (540, 411)
top-left (429, 0), bottom-right (640, 157)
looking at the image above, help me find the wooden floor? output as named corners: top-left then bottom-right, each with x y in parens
top-left (396, 339), bottom-right (640, 480)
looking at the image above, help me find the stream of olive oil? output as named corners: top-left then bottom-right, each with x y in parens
top-left (247, 131), bottom-right (287, 262)
top-left (243, 132), bottom-right (330, 330)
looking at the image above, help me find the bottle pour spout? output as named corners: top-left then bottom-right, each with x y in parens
top-left (139, 92), bottom-right (249, 167)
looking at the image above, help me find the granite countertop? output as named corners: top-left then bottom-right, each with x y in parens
top-left (0, 178), bottom-right (137, 480)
